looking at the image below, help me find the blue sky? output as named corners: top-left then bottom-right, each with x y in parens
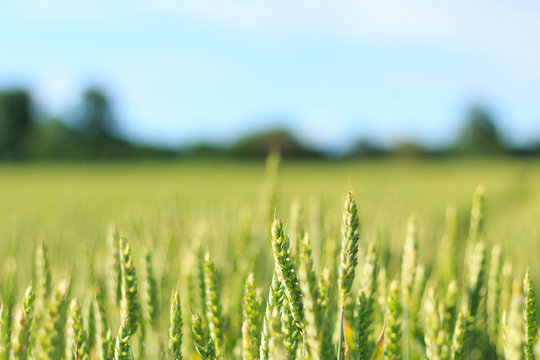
top-left (1, 0), bottom-right (540, 152)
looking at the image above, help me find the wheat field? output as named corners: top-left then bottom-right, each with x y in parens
top-left (0, 157), bottom-right (539, 359)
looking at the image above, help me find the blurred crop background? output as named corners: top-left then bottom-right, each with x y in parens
top-left (1, 1), bottom-right (540, 279)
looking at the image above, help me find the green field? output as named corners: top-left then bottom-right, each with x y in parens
top-left (1, 158), bottom-right (539, 359)
top-left (2, 159), bottom-right (539, 269)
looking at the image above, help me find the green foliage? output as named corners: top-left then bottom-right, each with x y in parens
top-left (0, 90), bottom-right (32, 158)
top-left (454, 105), bottom-right (506, 155)
top-left (370, 322), bottom-right (386, 360)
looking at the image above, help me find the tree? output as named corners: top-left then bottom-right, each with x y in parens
top-left (454, 105), bottom-right (506, 155)
top-left (227, 128), bottom-right (322, 158)
top-left (78, 87), bottom-right (116, 137)
top-left (0, 90), bottom-right (33, 158)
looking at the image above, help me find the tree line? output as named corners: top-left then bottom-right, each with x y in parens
top-left (0, 87), bottom-right (538, 160)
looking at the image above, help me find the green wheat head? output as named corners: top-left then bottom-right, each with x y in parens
top-left (354, 291), bottom-right (371, 360)
top-left (191, 313), bottom-right (216, 360)
top-left (70, 299), bottom-right (89, 360)
top-left (299, 233), bottom-right (322, 359)
top-left (0, 300), bottom-right (13, 360)
top-left (466, 241), bottom-right (486, 318)
top-left (469, 185), bottom-right (485, 242)
top-left (203, 252), bottom-right (225, 357)
top-left (197, 247), bottom-right (207, 319)
top-left (113, 321), bottom-right (132, 360)
top-left (401, 214), bottom-right (418, 306)
top-left (86, 299), bottom-right (96, 355)
top-left (35, 279), bottom-right (71, 360)
top-left (270, 218), bottom-right (304, 333)
top-left (35, 241), bottom-right (51, 309)
top-left (504, 280), bottom-right (523, 360)
top-left (523, 269), bottom-right (537, 360)
top-left (289, 200), bottom-right (305, 264)
top-left (441, 280), bottom-right (458, 338)
top-left (107, 225), bottom-right (122, 306)
top-left (280, 300), bottom-right (300, 359)
top-left (114, 236), bottom-right (139, 360)
top-left (168, 289), bottom-right (183, 360)
top-left (487, 244), bottom-right (502, 348)
top-left (143, 250), bottom-right (159, 330)
top-left (424, 287), bottom-right (448, 359)
top-left (385, 280), bottom-right (402, 360)
top-left (451, 310), bottom-right (466, 360)
top-left (119, 236), bottom-right (139, 336)
top-left (338, 192), bottom-right (360, 308)
top-left (242, 272), bottom-right (260, 360)
top-left (10, 285), bottom-right (34, 360)
top-left (259, 270), bottom-right (284, 360)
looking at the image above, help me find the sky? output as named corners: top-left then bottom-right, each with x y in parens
top-left (1, 0), bottom-right (540, 152)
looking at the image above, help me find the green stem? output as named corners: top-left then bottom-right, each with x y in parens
top-left (337, 306), bottom-right (344, 360)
